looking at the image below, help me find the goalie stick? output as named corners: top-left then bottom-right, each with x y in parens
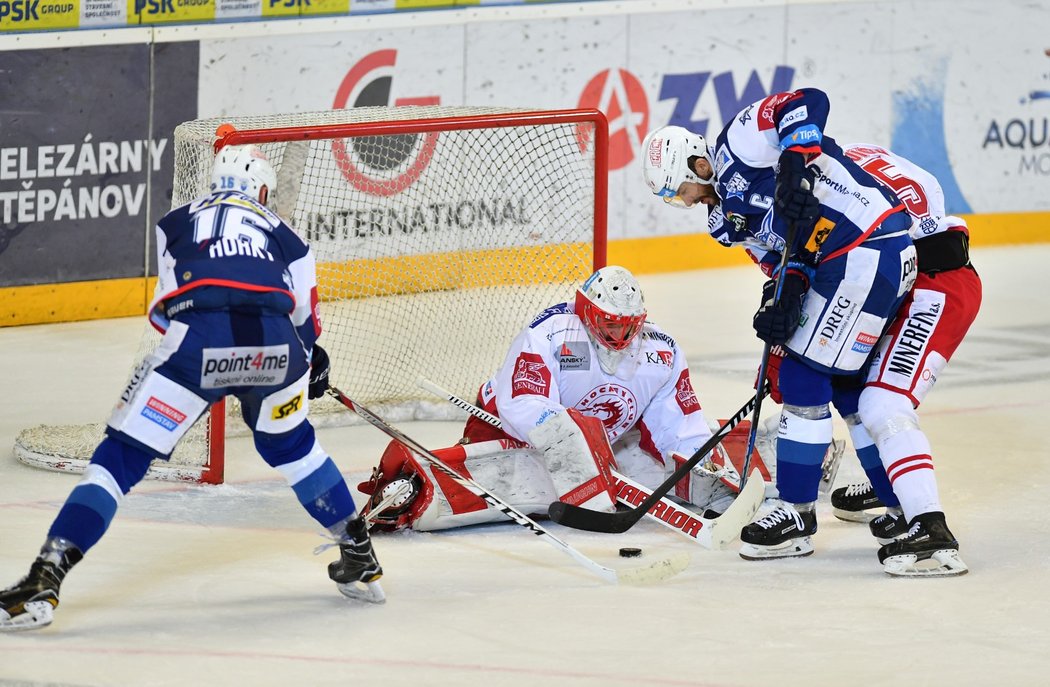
top-left (327, 386), bottom-right (689, 585)
top-left (415, 377), bottom-right (763, 550)
top-left (547, 388), bottom-right (768, 534)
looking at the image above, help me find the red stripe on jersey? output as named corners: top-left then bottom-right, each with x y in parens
top-left (820, 204), bottom-right (907, 263)
top-left (159, 279), bottom-right (297, 311)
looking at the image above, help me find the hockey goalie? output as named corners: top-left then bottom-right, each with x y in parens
top-left (357, 266), bottom-right (779, 533)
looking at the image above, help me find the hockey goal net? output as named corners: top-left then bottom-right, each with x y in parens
top-left (14, 106), bottom-right (608, 484)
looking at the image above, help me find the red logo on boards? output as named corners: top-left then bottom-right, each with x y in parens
top-left (331, 50), bottom-right (441, 197)
top-left (511, 352), bottom-right (551, 398)
top-left (576, 68), bottom-right (650, 171)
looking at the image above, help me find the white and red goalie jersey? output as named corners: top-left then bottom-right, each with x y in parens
top-left (356, 303), bottom-right (779, 532)
top-left (471, 302), bottom-right (712, 461)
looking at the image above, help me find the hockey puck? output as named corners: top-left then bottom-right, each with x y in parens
top-left (618, 547), bottom-right (642, 558)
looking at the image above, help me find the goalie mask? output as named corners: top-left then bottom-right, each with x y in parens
top-left (210, 144), bottom-right (277, 208)
top-left (641, 126), bottom-right (713, 209)
top-left (575, 266), bottom-right (647, 375)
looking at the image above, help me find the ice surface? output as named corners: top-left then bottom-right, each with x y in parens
top-left (1, 246), bottom-right (1047, 686)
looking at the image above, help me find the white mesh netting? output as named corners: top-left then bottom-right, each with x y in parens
top-left (15, 106), bottom-right (602, 482)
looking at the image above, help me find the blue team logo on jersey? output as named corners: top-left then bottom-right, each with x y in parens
top-left (737, 104), bottom-right (754, 126)
top-left (755, 211), bottom-right (785, 252)
top-left (714, 145), bottom-right (734, 179)
top-left (918, 216), bottom-right (939, 235)
top-left (724, 172), bottom-right (750, 200)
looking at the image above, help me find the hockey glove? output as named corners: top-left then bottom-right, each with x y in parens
top-left (755, 344), bottom-right (788, 404)
top-left (775, 150), bottom-right (819, 223)
top-left (752, 271), bottom-right (808, 345)
top-left (308, 344), bottom-right (330, 400)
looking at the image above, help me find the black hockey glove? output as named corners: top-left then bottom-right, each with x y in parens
top-left (308, 344), bottom-right (330, 400)
top-left (775, 150), bottom-right (819, 223)
top-left (753, 270), bottom-right (809, 345)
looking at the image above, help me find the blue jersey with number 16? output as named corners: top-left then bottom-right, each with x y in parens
top-left (148, 190), bottom-right (321, 351)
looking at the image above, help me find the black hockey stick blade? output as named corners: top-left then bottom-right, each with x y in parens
top-left (547, 386), bottom-right (767, 534)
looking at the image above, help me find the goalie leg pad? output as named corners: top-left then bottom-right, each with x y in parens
top-left (528, 409), bottom-right (618, 513)
top-left (610, 430), bottom-right (737, 514)
top-left (359, 440), bottom-right (557, 531)
top-left (669, 450), bottom-right (737, 514)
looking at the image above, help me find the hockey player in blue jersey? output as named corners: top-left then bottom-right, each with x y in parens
top-left (639, 88), bottom-right (957, 565)
top-left (0, 145), bottom-right (383, 631)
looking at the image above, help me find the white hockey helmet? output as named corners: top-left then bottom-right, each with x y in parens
top-left (210, 144), bottom-right (277, 207)
top-left (640, 125), bottom-right (714, 208)
top-left (575, 265), bottom-right (647, 352)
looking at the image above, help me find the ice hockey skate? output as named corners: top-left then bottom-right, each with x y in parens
top-left (739, 501), bottom-right (817, 560)
top-left (329, 517), bottom-right (386, 604)
top-left (830, 481), bottom-right (886, 522)
top-left (0, 544), bottom-right (82, 632)
top-left (878, 511), bottom-right (968, 577)
top-left (869, 507), bottom-right (908, 545)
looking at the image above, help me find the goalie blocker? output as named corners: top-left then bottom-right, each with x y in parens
top-left (358, 419), bottom-right (789, 533)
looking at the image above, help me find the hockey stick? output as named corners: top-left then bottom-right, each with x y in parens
top-left (327, 386), bottom-right (689, 585)
top-left (739, 211), bottom-right (806, 491)
top-left (415, 376), bottom-right (762, 550)
top-left (547, 388), bottom-right (767, 534)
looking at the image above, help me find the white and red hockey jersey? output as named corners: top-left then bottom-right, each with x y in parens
top-left (476, 302), bottom-right (713, 464)
top-left (843, 143), bottom-right (968, 240)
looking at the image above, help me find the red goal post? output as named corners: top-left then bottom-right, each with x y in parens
top-left (14, 106), bottom-right (609, 485)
